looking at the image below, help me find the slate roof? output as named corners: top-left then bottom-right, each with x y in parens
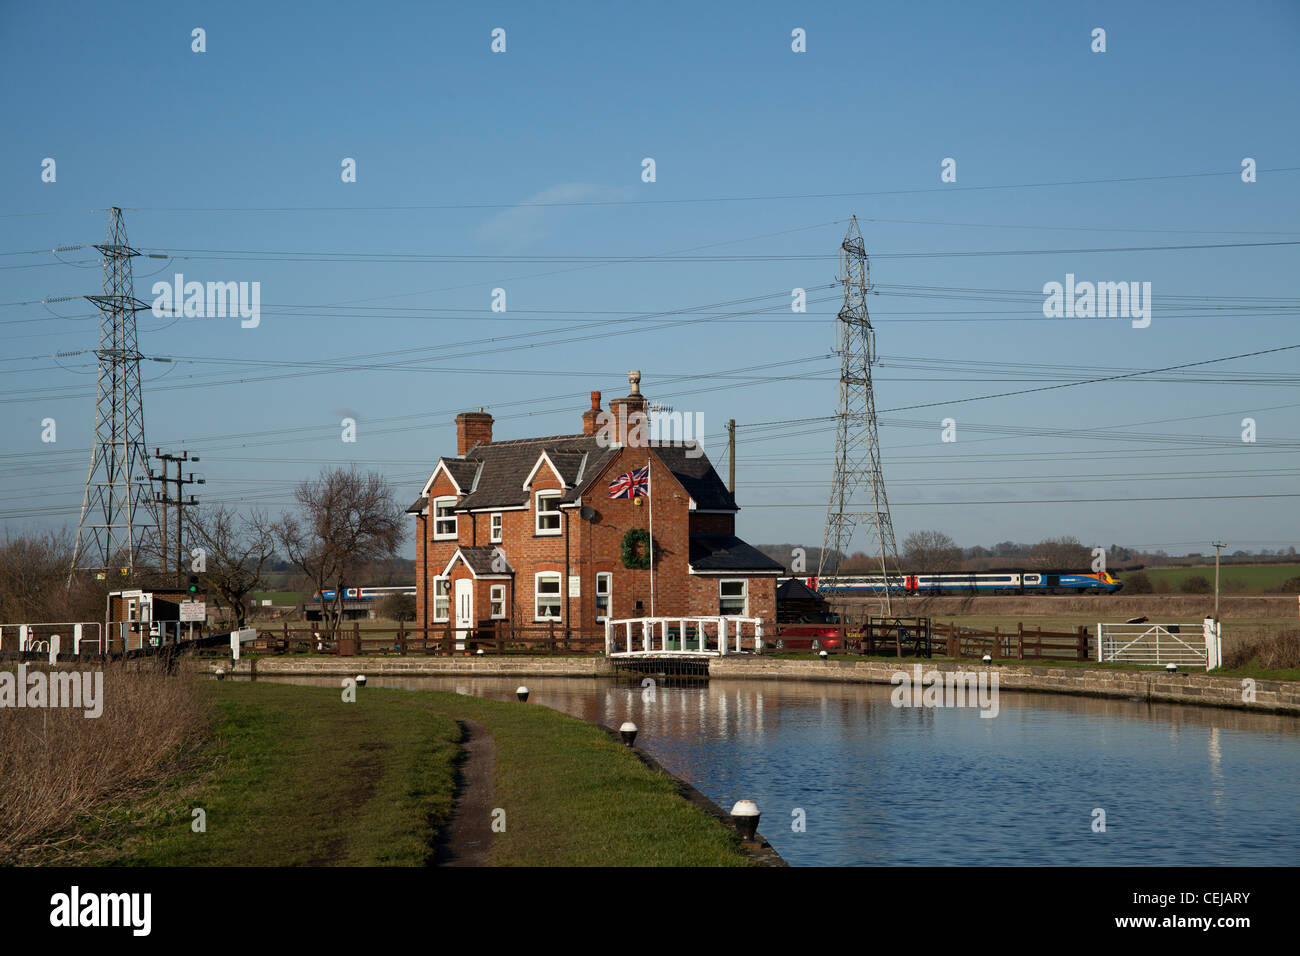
top-left (688, 534), bottom-right (786, 572)
top-left (441, 458), bottom-right (481, 492)
top-left (448, 545), bottom-right (512, 577)
top-left (405, 495), bottom-right (428, 514)
top-left (776, 577), bottom-right (822, 602)
top-left (442, 435), bottom-right (738, 513)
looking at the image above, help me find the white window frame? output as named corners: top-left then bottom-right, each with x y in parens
top-left (719, 578), bottom-right (748, 616)
top-left (433, 496), bottom-right (458, 541)
top-left (489, 512), bottom-right (503, 543)
top-left (535, 572), bottom-right (562, 621)
top-left (489, 584), bottom-right (506, 619)
top-left (595, 572), bottom-right (612, 623)
top-left (534, 491), bottom-right (562, 536)
top-left (433, 577), bottom-right (451, 622)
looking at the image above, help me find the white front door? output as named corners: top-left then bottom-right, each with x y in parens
top-left (454, 579), bottom-right (473, 650)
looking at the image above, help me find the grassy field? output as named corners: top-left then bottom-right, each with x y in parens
top-left (249, 590), bottom-right (302, 606)
top-left (50, 681), bottom-right (748, 867)
top-left (1122, 563), bottom-right (1300, 593)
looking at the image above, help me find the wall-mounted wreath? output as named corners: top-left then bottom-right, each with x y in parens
top-left (621, 528), bottom-right (655, 570)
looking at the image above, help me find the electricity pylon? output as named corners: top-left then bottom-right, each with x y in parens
top-left (817, 216), bottom-right (904, 613)
top-left (70, 207), bottom-right (157, 578)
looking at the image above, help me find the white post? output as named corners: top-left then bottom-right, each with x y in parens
top-left (1096, 623), bottom-right (1103, 662)
top-left (18, 624), bottom-right (29, 653)
top-left (719, 618), bottom-right (729, 656)
top-left (625, 621), bottom-right (633, 654)
top-left (755, 616), bottom-right (764, 654)
top-left (680, 619), bottom-right (688, 651)
top-left (231, 632), bottom-right (240, 662)
top-left (49, 635), bottom-right (59, 666)
top-left (604, 619), bottom-right (613, 656)
top-left (642, 620), bottom-right (650, 653)
top-left (74, 623), bottom-right (83, 655)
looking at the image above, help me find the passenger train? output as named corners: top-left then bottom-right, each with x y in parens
top-left (799, 570), bottom-right (1122, 596)
top-left (312, 585), bottom-right (417, 602)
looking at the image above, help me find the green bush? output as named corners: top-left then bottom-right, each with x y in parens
top-left (1122, 571), bottom-right (1153, 594)
top-left (1180, 575), bottom-right (1212, 594)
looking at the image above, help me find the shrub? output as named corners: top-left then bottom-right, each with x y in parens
top-left (1122, 571), bottom-right (1153, 594)
top-left (1273, 576), bottom-right (1300, 594)
top-left (1180, 575), bottom-right (1212, 594)
top-left (1222, 629), bottom-right (1300, 670)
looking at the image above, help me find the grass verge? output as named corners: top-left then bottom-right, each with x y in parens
top-left (40, 681), bottom-right (748, 867)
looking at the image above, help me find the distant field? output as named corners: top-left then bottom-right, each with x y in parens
top-left (250, 590), bottom-right (301, 606)
top-left (1122, 563), bottom-right (1300, 593)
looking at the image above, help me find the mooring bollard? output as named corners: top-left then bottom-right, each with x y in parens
top-left (730, 800), bottom-right (760, 841)
top-left (214, 668), bottom-right (226, 681)
top-left (356, 674), bottom-right (367, 686)
top-left (819, 650), bottom-right (828, 661)
top-left (476, 648), bottom-right (485, 656)
top-left (1165, 663), bottom-right (1177, 673)
top-left (982, 654), bottom-right (992, 665)
top-left (620, 721), bottom-right (638, 747)
top-left (516, 685), bottom-right (529, 702)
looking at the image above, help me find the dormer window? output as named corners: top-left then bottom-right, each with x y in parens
top-left (433, 497), bottom-right (458, 540)
top-left (535, 491), bottom-right (561, 535)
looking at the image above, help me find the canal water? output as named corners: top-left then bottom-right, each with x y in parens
top-left (268, 674), bottom-right (1300, 866)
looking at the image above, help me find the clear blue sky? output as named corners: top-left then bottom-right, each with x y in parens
top-left (2, 0), bottom-right (1298, 561)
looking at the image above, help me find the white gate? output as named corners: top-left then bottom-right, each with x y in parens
top-left (1097, 621), bottom-right (1216, 668)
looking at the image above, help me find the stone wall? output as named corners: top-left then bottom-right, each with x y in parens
top-left (709, 657), bottom-right (1300, 715)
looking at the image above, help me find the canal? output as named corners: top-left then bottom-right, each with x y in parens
top-left (269, 674), bottom-right (1300, 866)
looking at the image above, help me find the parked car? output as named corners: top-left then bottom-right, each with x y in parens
top-left (772, 611), bottom-right (846, 651)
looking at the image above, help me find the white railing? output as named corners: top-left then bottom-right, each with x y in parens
top-left (1097, 621), bottom-right (1218, 668)
top-left (604, 616), bottom-right (765, 656)
top-left (3, 622), bottom-right (105, 657)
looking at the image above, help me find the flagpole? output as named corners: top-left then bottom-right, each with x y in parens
top-left (648, 456), bottom-right (655, 618)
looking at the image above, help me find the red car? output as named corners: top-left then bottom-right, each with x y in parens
top-left (772, 612), bottom-right (846, 651)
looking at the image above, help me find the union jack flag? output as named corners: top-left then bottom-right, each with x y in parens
top-left (608, 465), bottom-right (649, 499)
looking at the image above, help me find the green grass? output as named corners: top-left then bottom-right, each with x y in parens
top-left (77, 681), bottom-right (748, 867)
top-left (249, 590), bottom-right (301, 606)
top-left (1125, 563), bottom-right (1300, 593)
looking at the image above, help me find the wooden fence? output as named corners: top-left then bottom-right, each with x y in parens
top-left (932, 622), bottom-right (1092, 662)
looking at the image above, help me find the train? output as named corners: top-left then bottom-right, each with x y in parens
top-left (312, 585), bottom-right (417, 602)
top-left (798, 570), bottom-right (1122, 596)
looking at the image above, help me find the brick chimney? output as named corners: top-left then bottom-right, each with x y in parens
top-left (606, 370), bottom-right (649, 446)
top-left (582, 391), bottom-right (602, 436)
top-left (455, 409), bottom-right (493, 456)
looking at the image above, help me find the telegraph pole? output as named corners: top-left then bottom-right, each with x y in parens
top-left (151, 449), bottom-right (204, 587)
top-left (727, 418), bottom-right (735, 494)
top-left (1211, 541), bottom-right (1226, 621)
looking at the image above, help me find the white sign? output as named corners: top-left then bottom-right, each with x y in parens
top-left (179, 601), bottom-right (206, 622)
top-left (568, 575), bottom-right (581, 597)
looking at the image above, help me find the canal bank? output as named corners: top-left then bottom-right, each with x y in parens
top-left (224, 655), bottom-right (1300, 716)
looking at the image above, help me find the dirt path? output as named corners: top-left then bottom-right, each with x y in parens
top-left (433, 719), bottom-right (496, 867)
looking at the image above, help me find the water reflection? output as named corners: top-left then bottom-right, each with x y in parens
top-left (264, 674), bottom-right (1300, 866)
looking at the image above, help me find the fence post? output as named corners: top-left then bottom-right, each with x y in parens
top-left (282, 620), bottom-right (289, 650)
top-left (895, 623), bottom-right (902, 660)
top-left (1076, 626), bottom-right (1087, 662)
top-left (1017, 622), bottom-right (1024, 660)
top-left (992, 626), bottom-right (1001, 660)
top-left (604, 619), bottom-right (613, 656)
top-left (755, 616), bottom-right (764, 654)
top-left (719, 618), bottom-right (728, 656)
top-left (1096, 622), bottom-right (1104, 662)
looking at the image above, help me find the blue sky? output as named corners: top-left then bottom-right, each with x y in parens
top-left (2, 0), bottom-right (1298, 560)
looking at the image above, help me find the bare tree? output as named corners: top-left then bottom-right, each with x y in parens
top-left (0, 530), bottom-right (113, 625)
top-left (1029, 536), bottom-right (1093, 569)
top-left (272, 467), bottom-right (406, 633)
top-left (187, 505), bottom-right (276, 629)
top-left (901, 530), bottom-right (962, 571)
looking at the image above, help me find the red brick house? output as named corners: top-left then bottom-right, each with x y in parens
top-left (408, 373), bottom-right (782, 640)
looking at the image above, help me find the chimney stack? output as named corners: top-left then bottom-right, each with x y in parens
top-left (582, 391), bottom-right (602, 436)
top-left (607, 370), bottom-right (649, 446)
top-left (455, 409), bottom-right (493, 456)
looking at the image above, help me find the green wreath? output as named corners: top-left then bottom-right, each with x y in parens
top-left (621, 528), bottom-right (654, 570)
